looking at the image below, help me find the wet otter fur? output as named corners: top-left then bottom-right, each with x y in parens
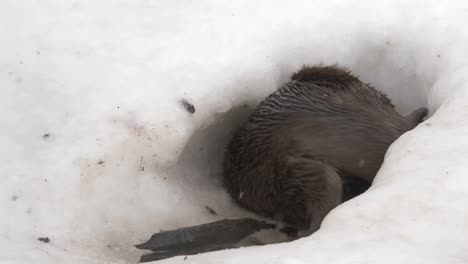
top-left (223, 65), bottom-right (427, 234)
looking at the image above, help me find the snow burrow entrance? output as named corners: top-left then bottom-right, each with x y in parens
top-left (6, 1), bottom-right (468, 264)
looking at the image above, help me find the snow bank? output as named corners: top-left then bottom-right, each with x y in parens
top-left (1, 0), bottom-right (468, 263)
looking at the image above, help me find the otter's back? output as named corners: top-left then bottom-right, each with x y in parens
top-left (223, 67), bottom-right (413, 217)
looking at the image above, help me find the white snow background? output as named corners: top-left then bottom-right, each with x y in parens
top-left (1, 0), bottom-right (468, 263)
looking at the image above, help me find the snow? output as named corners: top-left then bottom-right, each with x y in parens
top-left (1, 0), bottom-right (468, 263)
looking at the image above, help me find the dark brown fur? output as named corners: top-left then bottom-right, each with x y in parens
top-left (291, 64), bottom-right (360, 85)
top-left (223, 65), bottom-right (427, 234)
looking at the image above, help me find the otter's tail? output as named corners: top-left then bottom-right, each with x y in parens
top-left (135, 218), bottom-right (276, 262)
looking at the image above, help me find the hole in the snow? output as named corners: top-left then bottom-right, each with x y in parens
top-left (157, 64), bottom-right (429, 261)
top-left (175, 105), bottom-right (253, 188)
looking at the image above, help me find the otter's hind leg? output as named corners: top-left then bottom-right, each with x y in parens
top-left (277, 156), bottom-right (343, 235)
top-left (341, 176), bottom-right (372, 202)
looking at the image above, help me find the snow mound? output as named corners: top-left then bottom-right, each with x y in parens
top-left (2, 1), bottom-right (468, 264)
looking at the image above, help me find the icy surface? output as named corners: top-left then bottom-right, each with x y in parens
top-left (1, 0), bottom-right (468, 263)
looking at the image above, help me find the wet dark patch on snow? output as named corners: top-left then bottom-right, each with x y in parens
top-left (139, 156), bottom-right (145, 171)
top-left (205, 206), bottom-right (217, 215)
top-left (38, 237), bottom-right (50, 243)
top-left (42, 133), bottom-right (51, 140)
top-left (180, 99), bottom-right (195, 114)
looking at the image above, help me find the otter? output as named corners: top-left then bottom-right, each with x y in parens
top-left (223, 65), bottom-right (427, 234)
top-left (135, 65), bottom-right (428, 262)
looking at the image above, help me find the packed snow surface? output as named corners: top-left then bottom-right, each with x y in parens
top-left (1, 0), bottom-right (468, 263)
